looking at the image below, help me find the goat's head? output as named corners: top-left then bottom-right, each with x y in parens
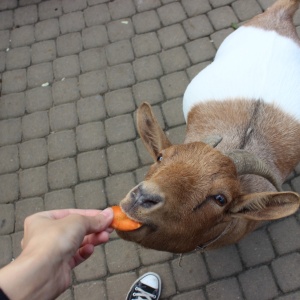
top-left (117, 103), bottom-right (300, 253)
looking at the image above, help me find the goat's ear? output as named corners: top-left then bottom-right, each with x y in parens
top-left (137, 102), bottom-right (172, 160)
top-left (229, 192), bottom-right (300, 221)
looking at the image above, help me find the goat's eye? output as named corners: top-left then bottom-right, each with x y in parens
top-left (213, 194), bottom-right (227, 206)
top-left (157, 154), bottom-right (163, 162)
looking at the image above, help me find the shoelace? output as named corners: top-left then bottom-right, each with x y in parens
top-left (132, 286), bottom-right (157, 300)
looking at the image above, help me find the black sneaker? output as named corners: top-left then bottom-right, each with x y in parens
top-left (126, 272), bottom-right (161, 300)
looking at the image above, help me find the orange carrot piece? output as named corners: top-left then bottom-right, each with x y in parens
top-left (111, 206), bottom-right (142, 231)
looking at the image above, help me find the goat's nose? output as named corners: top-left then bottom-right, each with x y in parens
top-left (131, 185), bottom-right (162, 209)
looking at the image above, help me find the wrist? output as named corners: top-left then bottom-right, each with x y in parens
top-left (0, 248), bottom-right (60, 300)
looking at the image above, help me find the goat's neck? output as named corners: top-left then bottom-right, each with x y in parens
top-left (184, 99), bottom-right (300, 193)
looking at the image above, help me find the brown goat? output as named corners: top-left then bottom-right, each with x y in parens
top-left (117, 0), bottom-right (300, 253)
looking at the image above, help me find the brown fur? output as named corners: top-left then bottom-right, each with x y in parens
top-left (116, 0), bottom-right (300, 253)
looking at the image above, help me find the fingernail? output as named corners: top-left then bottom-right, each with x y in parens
top-left (101, 207), bottom-right (113, 218)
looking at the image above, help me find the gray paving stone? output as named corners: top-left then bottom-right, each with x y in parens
top-left (0, 203), bottom-right (14, 235)
top-left (0, 235), bottom-right (12, 268)
top-left (14, 5), bottom-right (38, 26)
top-left (0, 30), bottom-right (10, 51)
top-left (133, 55), bottom-right (163, 82)
top-left (105, 172), bottom-right (136, 205)
top-left (107, 142), bottom-right (139, 174)
top-left (27, 62), bottom-right (53, 88)
top-left (59, 11), bottom-right (85, 34)
top-left (57, 32), bottom-right (82, 57)
top-left (82, 25), bottom-right (109, 49)
top-left (77, 150), bottom-right (108, 181)
top-left (172, 290), bottom-right (206, 300)
top-left (0, 174), bottom-right (19, 203)
top-left (268, 216), bottom-right (300, 255)
top-left (19, 138), bottom-right (48, 169)
top-left (167, 124), bottom-right (186, 144)
top-left (34, 18), bottom-right (60, 41)
top-left (172, 253), bottom-right (209, 291)
top-left (74, 180), bottom-right (106, 209)
top-left (206, 277), bottom-right (243, 300)
top-left (0, 118), bottom-right (22, 146)
top-left (211, 28), bottom-right (234, 49)
top-left (157, 2), bottom-right (186, 26)
top-left (0, 92), bottom-right (26, 120)
top-left (232, 0), bottom-right (262, 22)
top-left (132, 32), bottom-right (161, 58)
top-left (208, 6), bottom-right (239, 31)
top-left (140, 263), bottom-right (176, 298)
top-left (291, 176), bottom-right (300, 193)
top-left (0, 11), bottom-right (13, 30)
top-left (15, 197), bottom-right (44, 231)
top-left (47, 130), bottom-right (76, 160)
top-left (11, 231), bottom-right (23, 259)
top-left (205, 245), bottom-right (243, 279)
top-left (133, 0), bottom-right (161, 11)
top-left (108, 0), bottom-right (136, 20)
top-left (22, 111), bottom-right (50, 140)
top-left (53, 55), bottom-right (80, 79)
top-left (133, 79), bottom-right (164, 106)
top-left (162, 98), bottom-right (185, 127)
top-left (181, 0), bottom-right (212, 17)
top-left (106, 272), bottom-right (137, 300)
top-left (79, 48), bottom-right (107, 73)
top-left (239, 265), bottom-right (279, 300)
top-left (6, 46), bottom-right (31, 70)
top-left (2, 69), bottom-right (27, 94)
top-left (52, 78), bottom-right (80, 105)
top-left (106, 63), bottom-right (135, 90)
top-left (105, 39), bottom-right (134, 66)
top-left (105, 88), bottom-right (135, 117)
top-left (79, 70), bottom-right (108, 97)
top-left (158, 24), bottom-right (188, 50)
top-left (48, 158), bottom-right (78, 189)
top-left (238, 228), bottom-right (275, 267)
top-left (38, 0), bottom-right (62, 20)
top-left (44, 189), bottom-right (75, 210)
top-left (132, 10), bottom-right (161, 34)
top-left (272, 253), bottom-right (300, 293)
top-left (74, 281), bottom-right (106, 300)
top-left (49, 103), bottom-right (78, 131)
top-left (107, 19), bottom-right (134, 42)
top-left (185, 37), bottom-right (216, 64)
top-left (11, 25), bottom-right (35, 48)
top-left (83, 4), bottom-right (110, 27)
top-left (160, 47), bottom-right (190, 74)
top-left (77, 95), bottom-right (106, 124)
top-left (160, 71), bottom-right (189, 99)
top-left (183, 15), bottom-right (214, 40)
top-left (19, 166), bottom-right (48, 198)
top-left (31, 40), bottom-right (56, 64)
top-left (105, 239), bottom-right (140, 273)
top-left (138, 247), bottom-right (173, 266)
top-left (210, 0), bottom-right (235, 7)
top-left (62, 0), bottom-right (87, 13)
top-left (0, 0), bottom-right (17, 10)
top-left (25, 86), bottom-right (53, 113)
top-left (74, 246), bottom-right (107, 281)
top-left (0, 145), bottom-right (19, 174)
top-left (136, 138), bottom-right (153, 166)
top-left (76, 122), bottom-right (106, 151)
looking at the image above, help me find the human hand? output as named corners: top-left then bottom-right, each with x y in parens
top-left (0, 208), bottom-right (114, 300)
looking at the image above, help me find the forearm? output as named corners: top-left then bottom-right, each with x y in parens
top-left (0, 250), bottom-right (62, 300)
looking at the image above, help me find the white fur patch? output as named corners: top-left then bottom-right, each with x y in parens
top-left (183, 26), bottom-right (300, 121)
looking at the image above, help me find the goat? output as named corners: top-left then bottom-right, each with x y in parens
top-left (117, 0), bottom-right (300, 253)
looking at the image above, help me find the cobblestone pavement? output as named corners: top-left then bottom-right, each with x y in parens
top-left (0, 0), bottom-right (300, 299)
